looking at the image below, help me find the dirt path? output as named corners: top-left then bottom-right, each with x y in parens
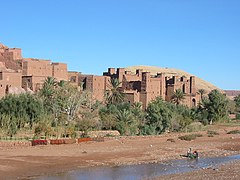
top-left (0, 126), bottom-right (240, 179)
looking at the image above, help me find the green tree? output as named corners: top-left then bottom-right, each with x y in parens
top-left (198, 89), bottom-right (206, 101)
top-left (54, 83), bottom-right (90, 123)
top-left (200, 89), bottom-right (229, 124)
top-left (228, 100), bottom-right (236, 114)
top-left (99, 102), bottom-right (142, 135)
top-left (171, 89), bottom-right (185, 105)
top-left (39, 78), bottom-right (91, 127)
top-left (105, 78), bottom-right (124, 105)
top-left (75, 101), bottom-right (102, 136)
top-left (0, 93), bottom-right (44, 133)
top-left (169, 104), bottom-right (193, 132)
top-left (7, 116), bottom-right (17, 137)
top-left (234, 94), bottom-right (240, 112)
top-left (115, 108), bottom-right (134, 135)
top-left (131, 102), bottom-right (147, 135)
top-left (99, 104), bottom-right (118, 130)
top-left (38, 77), bottom-right (58, 113)
top-left (146, 97), bottom-right (173, 134)
top-left (34, 114), bottom-right (54, 138)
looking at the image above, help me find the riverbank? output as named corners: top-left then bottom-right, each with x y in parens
top-left (157, 160), bottom-right (240, 180)
top-left (0, 125), bottom-right (240, 179)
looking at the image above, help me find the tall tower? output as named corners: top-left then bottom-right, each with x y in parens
top-left (190, 76), bottom-right (196, 94)
top-left (117, 68), bottom-right (125, 87)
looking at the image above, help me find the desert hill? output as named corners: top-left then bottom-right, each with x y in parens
top-left (126, 65), bottom-right (221, 93)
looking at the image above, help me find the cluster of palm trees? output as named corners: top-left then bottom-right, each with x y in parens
top-left (104, 78), bottom-right (231, 128)
top-left (0, 76), bottom-right (234, 138)
top-left (170, 88), bottom-right (207, 106)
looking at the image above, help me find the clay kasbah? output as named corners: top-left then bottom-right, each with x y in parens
top-left (1, 43), bottom-right (240, 179)
top-left (0, 42), bottom-right (199, 109)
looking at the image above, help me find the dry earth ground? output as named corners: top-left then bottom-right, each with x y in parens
top-left (0, 125), bottom-right (239, 179)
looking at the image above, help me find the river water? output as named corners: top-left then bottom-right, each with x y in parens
top-left (36, 155), bottom-right (240, 180)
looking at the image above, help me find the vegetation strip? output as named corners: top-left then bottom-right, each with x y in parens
top-left (0, 76), bottom-right (239, 139)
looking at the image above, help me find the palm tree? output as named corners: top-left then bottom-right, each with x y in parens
top-left (45, 77), bottom-right (57, 87)
top-left (115, 108), bottom-right (134, 135)
top-left (171, 89), bottom-right (185, 105)
top-left (38, 77), bottom-right (58, 114)
top-left (198, 89), bottom-right (206, 101)
top-left (132, 102), bottom-right (142, 110)
top-left (105, 78), bottom-right (124, 105)
top-left (58, 80), bottom-right (66, 87)
top-left (39, 77), bottom-right (57, 98)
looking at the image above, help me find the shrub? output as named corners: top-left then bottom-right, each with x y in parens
top-left (178, 133), bottom-right (203, 141)
top-left (194, 134), bottom-right (203, 137)
top-left (64, 126), bottom-right (77, 138)
top-left (185, 122), bottom-right (204, 132)
top-left (170, 115), bottom-right (192, 132)
top-left (227, 130), bottom-right (240, 134)
top-left (236, 114), bottom-right (240, 120)
top-left (207, 130), bottom-right (219, 136)
top-left (34, 121), bottom-right (53, 138)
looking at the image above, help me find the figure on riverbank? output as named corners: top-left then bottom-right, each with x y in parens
top-left (181, 148), bottom-right (198, 159)
top-left (187, 148), bottom-right (192, 156)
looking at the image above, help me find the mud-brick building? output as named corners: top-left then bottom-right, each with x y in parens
top-left (0, 43), bottom-right (24, 97)
top-left (0, 62), bottom-right (23, 98)
top-left (103, 68), bottom-right (166, 109)
top-left (0, 43), bottom-right (22, 71)
top-left (80, 75), bottom-right (110, 102)
top-left (68, 71), bottom-right (82, 87)
top-left (0, 42), bottom-right (200, 108)
top-left (0, 43), bottom-right (68, 96)
top-left (68, 71), bottom-right (110, 102)
top-left (165, 76), bottom-right (198, 107)
top-left (75, 67), bottom-right (199, 109)
top-left (103, 67), bottom-right (199, 109)
top-left (22, 58), bottom-right (68, 91)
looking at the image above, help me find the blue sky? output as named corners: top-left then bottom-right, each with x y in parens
top-left (1, 0), bottom-right (240, 90)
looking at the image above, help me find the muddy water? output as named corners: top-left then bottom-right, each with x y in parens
top-left (37, 155), bottom-right (240, 180)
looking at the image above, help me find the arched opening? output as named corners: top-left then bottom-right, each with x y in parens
top-left (192, 98), bottom-right (196, 107)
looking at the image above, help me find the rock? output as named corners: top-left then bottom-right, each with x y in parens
top-left (167, 138), bottom-right (175, 143)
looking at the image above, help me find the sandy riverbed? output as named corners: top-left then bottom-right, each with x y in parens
top-left (0, 125), bottom-right (240, 179)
